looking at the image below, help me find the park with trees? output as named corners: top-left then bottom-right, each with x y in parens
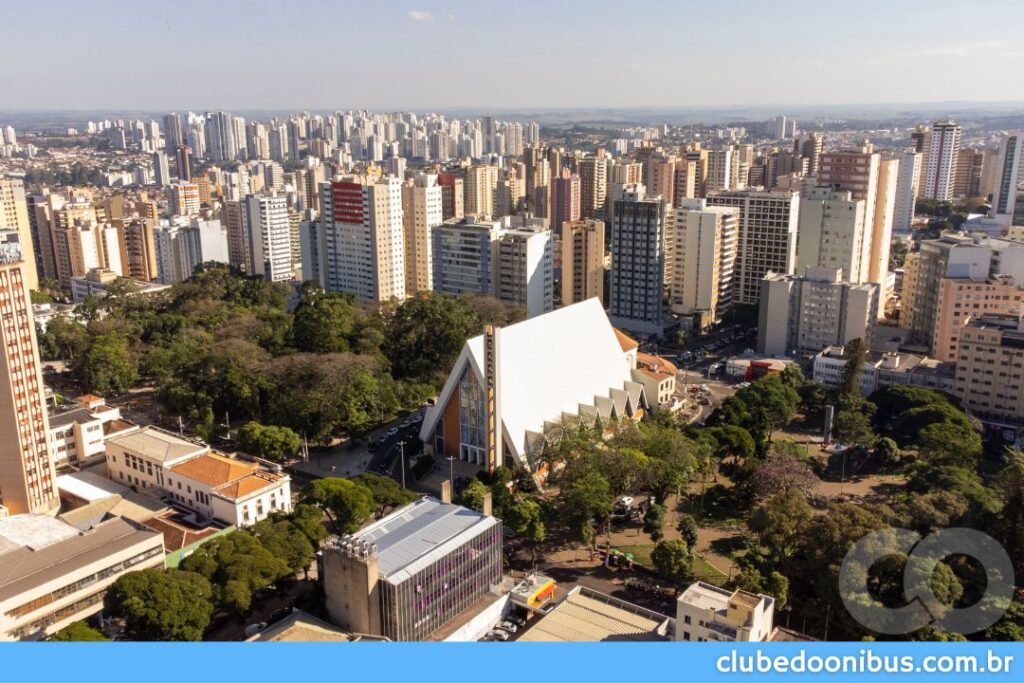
top-left (37, 266), bottom-right (523, 448)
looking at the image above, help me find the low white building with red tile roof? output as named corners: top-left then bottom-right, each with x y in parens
top-left (105, 426), bottom-right (290, 528)
top-left (166, 452), bottom-right (291, 527)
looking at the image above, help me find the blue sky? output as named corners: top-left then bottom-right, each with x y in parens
top-left (1, 0), bottom-right (1022, 110)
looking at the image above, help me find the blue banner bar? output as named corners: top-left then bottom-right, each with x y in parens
top-left (4, 642), bottom-right (1021, 682)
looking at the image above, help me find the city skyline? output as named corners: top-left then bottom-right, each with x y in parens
top-left (3, 0), bottom-right (1024, 110)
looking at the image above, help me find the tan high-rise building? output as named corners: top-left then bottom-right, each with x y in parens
top-left (953, 147), bottom-right (983, 198)
top-left (796, 187), bottom-right (868, 282)
top-left (223, 200), bottom-right (247, 272)
top-left (954, 313), bottom-right (1024, 424)
top-left (932, 275), bottom-right (1024, 362)
top-left (401, 173), bottom-right (443, 294)
top-left (578, 153), bottom-right (608, 221)
top-left (0, 230), bottom-right (58, 515)
top-left (465, 165), bottom-right (499, 218)
top-left (670, 199), bottom-right (738, 330)
top-left (647, 158), bottom-right (677, 207)
top-left (120, 219), bottom-right (158, 281)
top-left (817, 146), bottom-right (897, 286)
top-left (868, 157), bottom-right (899, 287)
top-left (672, 160), bottom-right (698, 205)
top-left (0, 177), bottom-right (37, 291)
top-left (681, 144), bottom-right (709, 198)
top-left (561, 219), bottom-right (605, 307)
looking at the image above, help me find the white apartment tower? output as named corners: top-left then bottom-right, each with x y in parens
top-left (241, 194), bottom-right (293, 282)
top-left (922, 121), bottom-right (961, 201)
top-left (893, 148), bottom-right (922, 232)
top-left (992, 133), bottom-right (1024, 219)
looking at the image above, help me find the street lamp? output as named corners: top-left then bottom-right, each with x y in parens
top-left (446, 454), bottom-right (456, 487)
top-left (397, 440), bottom-right (407, 489)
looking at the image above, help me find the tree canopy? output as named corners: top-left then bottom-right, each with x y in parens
top-left (104, 569), bottom-right (213, 641)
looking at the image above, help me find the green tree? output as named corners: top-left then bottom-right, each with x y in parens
top-left (179, 531), bottom-right (291, 618)
top-left (559, 469), bottom-right (614, 549)
top-left (676, 513), bottom-right (699, 549)
top-left (50, 621), bottom-right (109, 641)
top-left (385, 293), bottom-right (481, 385)
top-left (104, 569), bottom-right (213, 641)
top-left (457, 479), bottom-right (490, 512)
top-left (747, 488), bottom-right (814, 564)
top-left (353, 472), bottom-right (417, 518)
top-left (993, 451), bottom-right (1024, 577)
top-left (303, 478), bottom-right (375, 533)
top-left (77, 331), bottom-right (138, 395)
top-left (249, 517), bottom-right (317, 577)
top-left (507, 498), bottom-right (546, 566)
top-left (651, 539), bottom-right (694, 585)
top-left (39, 314), bottom-right (89, 361)
top-left (236, 422), bottom-right (301, 462)
top-left (643, 503), bottom-right (666, 542)
top-left (837, 338), bottom-right (867, 404)
top-left (291, 291), bottom-right (361, 353)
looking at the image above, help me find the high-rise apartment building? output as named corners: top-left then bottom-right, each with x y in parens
top-left (0, 231), bottom-right (58, 515)
top-left (170, 182), bottom-right (200, 217)
top-left (431, 217), bottom-right (503, 297)
top-left (670, 199), bottom-right (738, 330)
top-left (681, 145), bottom-right (709, 198)
top-left (550, 169), bottom-right (581, 238)
top-left (162, 113), bottom-right (184, 150)
top-left (899, 233), bottom-right (1024, 344)
top-left (992, 133), bottom-right (1024, 219)
top-left (151, 151), bottom-right (170, 187)
top-left (401, 173), bottom-right (443, 294)
top-left (796, 187), bottom-right (868, 283)
top-left (241, 194), bottom-right (293, 282)
top-left (609, 184), bottom-right (666, 334)
top-left (757, 266), bottom-right (880, 357)
top-left (893, 149), bottom-right (922, 232)
top-left (953, 147), bottom-right (984, 198)
top-left (561, 219), bottom-right (605, 307)
top-left (932, 275), bottom-right (1024, 362)
top-left (496, 228), bottom-right (553, 318)
top-left (0, 176), bottom-right (37, 291)
top-left (922, 121), bottom-right (961, 201)
top-left (817, 147), bottom-right (896, 285)
top-left (706, 190), bottom-right (799, 306)
top-left (320, 177), bottom-right (405, 302)
top-left (437, 173), bottom-right (465, 221)
top-left (578, 153), bottom-right (608, 221)
top-left (954, 313), bottom-right (1024, 425)
top-left (465, 165), bottom-right (499, 218)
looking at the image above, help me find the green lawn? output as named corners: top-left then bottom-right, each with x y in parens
top-left (613, 544), bottom-right (729, 586)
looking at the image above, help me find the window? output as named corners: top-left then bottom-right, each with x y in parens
top-left (684, 615), bottom-right (691, 625)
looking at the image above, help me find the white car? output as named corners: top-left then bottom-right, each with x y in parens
top-left (618, 496), bottom-right (634, 507)
top-left (485, 629), bottom-right (510, 641)
top-left (498, 621), bottom-right (519, 633)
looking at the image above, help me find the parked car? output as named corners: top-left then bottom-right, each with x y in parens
top-left (485, 629), bottom-right (510, 641)
top-left (505, 614), bottom-right (527, 628)
top-left (385, 427), bottom-right (399, 438)
top-left (244, 622), bottom-right (268, 638)
top-left (498, 621), bottom-right (519, 633)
